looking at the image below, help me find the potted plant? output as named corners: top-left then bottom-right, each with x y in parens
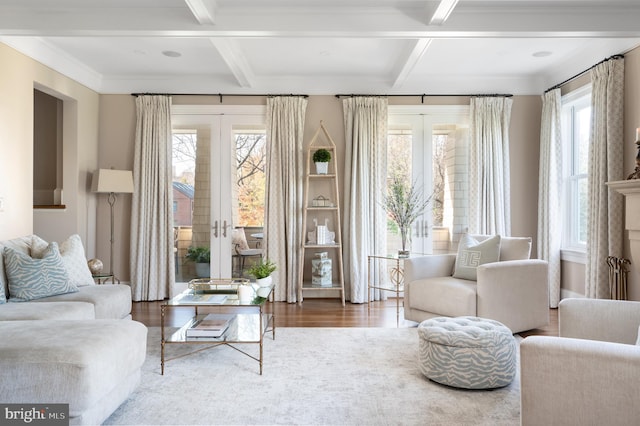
top-left (247, 258), bottom-right (277, 287)
top-left (381, 175), bottom-right (433, 257)
top-left (185, 246), bottom-right (211, 278)
top-left (313, 148), bottom-right (332, 174)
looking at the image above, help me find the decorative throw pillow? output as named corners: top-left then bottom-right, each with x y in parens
top-left (31, 234), bottom-right (95, 287)
top-left (4, 242), bottom-right (78, 302)
top-left (452, 234), bottom-right (502, 281)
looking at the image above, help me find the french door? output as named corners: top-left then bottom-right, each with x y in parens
top-left (388, 106), bottom-right (469, 255)
top-left (172, 105), bottom-right (266, 281)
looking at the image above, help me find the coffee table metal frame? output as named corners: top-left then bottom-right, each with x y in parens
top-left (161, 283), bottom-right (275, 375)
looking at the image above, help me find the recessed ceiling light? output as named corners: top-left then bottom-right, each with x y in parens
top-left (533, 51), bottom-right (552, 58)
top-left (162, 50), bottom-right (182, 58)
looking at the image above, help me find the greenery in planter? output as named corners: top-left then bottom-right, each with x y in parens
top-left (185, 246), bottom-right (211, 263)
top-left (312, 148), bottom-right (332, 163)
top-left (247, 258), bottom-right (277, 279)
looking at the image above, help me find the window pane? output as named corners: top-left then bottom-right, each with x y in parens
top-left (386, 129), bottom-right (412, 254)
top-left (575, 106), bottom-right (591, 175)
top-left (235, 131), bottom-right (266, 227)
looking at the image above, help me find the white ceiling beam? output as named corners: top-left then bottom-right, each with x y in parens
top-left (426, 0), bottom-right (460, 25)
top-left (392, 38), bottom-right (433, 89)
top-left (185, 0), bottom-right (217, 25)
top-left (208, 38), bottom-right (254, 88)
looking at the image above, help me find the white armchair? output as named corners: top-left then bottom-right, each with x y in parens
top-left (403, 235), bottom-right (549, 333)
top-left (520, 298), bottom-right (640, 426)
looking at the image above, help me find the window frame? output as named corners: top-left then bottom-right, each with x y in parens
top-left (561, 85), bottom-right (591, 258)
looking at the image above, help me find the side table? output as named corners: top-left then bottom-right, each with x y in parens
top-left (92, 273), bottom-right (119, 284)
top-left (367, 253), bottom-right (426, 327)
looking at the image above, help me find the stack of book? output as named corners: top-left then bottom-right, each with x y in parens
top-left (186, 313), bottom-right (234, 338)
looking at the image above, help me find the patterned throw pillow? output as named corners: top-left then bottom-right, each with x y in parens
top-left (452, 234), bottom-right (501, 281)
top-left (31, 234), bottom-right (95, 287)
top-left (4, 242), bottom-right (78, 302)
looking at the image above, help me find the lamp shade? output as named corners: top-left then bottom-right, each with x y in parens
top-left (91, 169), bottom-right (134, 194)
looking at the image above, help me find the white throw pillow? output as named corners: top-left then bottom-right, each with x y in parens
top-left (499, 237), bottom-right (532, 260)
top-left (31, 234), bottom-right (95, 287)
top-left (452, 234), bottom-right (501, 281)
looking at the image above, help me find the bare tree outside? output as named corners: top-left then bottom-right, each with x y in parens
top-left (172, 131), bottom-right (267, 227)
top-left (235, 133), bottom-right (266, 226)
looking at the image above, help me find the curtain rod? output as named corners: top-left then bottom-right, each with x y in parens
top-left (334, 93), bottom-right (513, 103)
top-left (130, 93), bottom-right (308, 103)
top-left (544, 54), bottom-right (624, 94)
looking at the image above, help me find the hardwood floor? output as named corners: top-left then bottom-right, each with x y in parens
top-left (132, 298), bottom-right (558, 336)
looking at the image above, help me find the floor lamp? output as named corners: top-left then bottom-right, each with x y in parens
top-left (92, 169), bottom-right (134, 282)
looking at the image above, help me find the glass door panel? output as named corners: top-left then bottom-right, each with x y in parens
top-left (171, 112), bottom-right (265, 283)
top-left (388, 107), bottom-right (469, 255)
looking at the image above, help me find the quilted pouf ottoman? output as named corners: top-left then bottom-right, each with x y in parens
top-left (417, 316), bottom-right (516, 389)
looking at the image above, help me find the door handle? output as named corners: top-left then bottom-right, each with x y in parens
top-left (223, 220), bottom-right (228, 238)
top-left (423, 221), bottom-right (429, 238)
top-left (415, 220), bottom-right (421, 238)
top-left (213, 220), bottom-right (218, 238)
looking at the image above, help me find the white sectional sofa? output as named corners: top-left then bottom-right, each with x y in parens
top-left (0, 234), bottom-right (147, 425)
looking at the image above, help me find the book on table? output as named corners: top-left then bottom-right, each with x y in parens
top-left (179, 293), bottom-right (228, 304)
top-left (186, 313), bottom-right (234, 338)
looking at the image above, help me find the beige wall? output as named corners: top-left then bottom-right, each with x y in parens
top-left (0, 43), bottom-right (99, 253)
top-left (98, 93), bottom-right (541, 282)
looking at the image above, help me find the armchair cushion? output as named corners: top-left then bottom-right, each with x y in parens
top-left (232, 228), bottom-right (250, 251)
top-left (452, 234), bottom-right (501, 281)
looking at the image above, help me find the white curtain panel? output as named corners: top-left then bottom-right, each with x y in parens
top-left (265, 96), bottom-right (308, 303)
top-left (342, 97), bottom-right (388, 303)
top-left (537, 89), bottom-right (562, 308)
top-left (469, 97), bottom-right (513, 236)
top-left (586, 57), bottom-right (625, 299)
top-left (130, 95), bottom-right (175, 301)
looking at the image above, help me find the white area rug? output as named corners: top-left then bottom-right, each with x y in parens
top-left (104, 327), bottom-right (520, 425)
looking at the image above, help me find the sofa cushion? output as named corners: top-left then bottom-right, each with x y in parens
top-left (32, 234), bottom-right (95, 287)
top-left (0, 235), bottom-right (33, 304)
top-left (4, 242), bottom-right (79, 302)
top-left (30, 284), bottom-right (132, 319)
top-left (408, 276), bottom-right (477, 318)
top-left (453, 234), bottom-right (501, 281)
top-left (0, 301), bottom-right (95, 320)
top-left (0, 320), bottom-right (147, 422)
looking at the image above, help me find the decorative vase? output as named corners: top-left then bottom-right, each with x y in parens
top-left (195, 262), bottom-right (210, 278)
top-left (256, 275), bottom-right (272, 287)
top-left (315, 162), bottom-right (328, 174)
top-left (87, 258), bottom-right (103, 275)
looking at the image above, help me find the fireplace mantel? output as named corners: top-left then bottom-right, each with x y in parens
top-left (607, 180), bottom-right (640, 271)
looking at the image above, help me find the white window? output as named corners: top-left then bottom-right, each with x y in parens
top-left (561, 86), bottom-right (591, 253)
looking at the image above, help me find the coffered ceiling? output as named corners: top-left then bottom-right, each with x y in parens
top-left (0, 0), bottom-right (639, 95)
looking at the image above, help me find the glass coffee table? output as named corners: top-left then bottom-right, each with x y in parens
top-left (161, 279), bottom-right (275, 375)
